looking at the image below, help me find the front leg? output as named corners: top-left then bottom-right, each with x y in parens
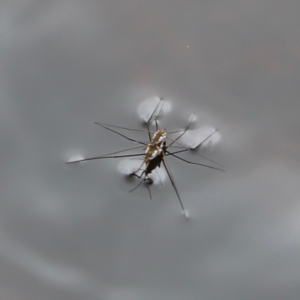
top-left (129, 171), bottom-right (143, 179)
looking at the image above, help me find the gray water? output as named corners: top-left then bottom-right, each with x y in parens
top-left (1, 1), bottom-right (300, 299)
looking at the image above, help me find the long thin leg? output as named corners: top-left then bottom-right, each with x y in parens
top-left (129, 179), bottom-right (143, 193)
top-left (129, 169), bottom-right (145, 179)
top-left (175, 128), bottom-right (218, 151)
top-left (165, 145), bottom-right (187, 149)
top-left (128, 156), bottom-right (147, 178)
top-left (166, 148), bottom-right (189, 155)
top-left (166, 136), bottom-right (188, 147)
top-left (166, 138), bottom-right (224, 169)
top-left (129, 170), bottom-right (153, 199)
top-left (166, 151), bottom-right (224, 171)
top-left (145, 183), bottom-right (152, 199)
top-left (94, 122), bottom-right (147, 145)
top-left (168, 114), bottom-right (196, 148)
top-left (67, 152), bottom-right (145, 164)
top-left (166, 148), bottom-right (224, 169)
top-left (154, 101), bottom-right (164, 131)
top-left (146, 98), bottom-right (163, 124)
top-left (129, 177), bottom-right (153, 199)
top-left (167, 129), bottom-right (191, 134)
top-left (98, 144), bottom-right (146, 157)
top-left (143, 98), bottom-right (163, 141)
top-left (167, 129), bottom-right (224, 168)
top-left (162, 155), bottom-right (187, 217)
top-left (95, 122), bottom-right (156, 134)
top-left (168, 128), bottom-right (218, 150)
top-left (155, 169), bottom-right (163, 186)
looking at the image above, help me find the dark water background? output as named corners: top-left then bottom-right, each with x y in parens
top-left (1, 1), bottom-right (300, 299)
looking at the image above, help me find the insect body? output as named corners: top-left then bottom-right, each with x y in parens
top-left (135, 129), bottom-right (166, 178)
top-left (67, 100), bottom-right (223, 217)
top-left (129, 137), bottom-right (166, 195)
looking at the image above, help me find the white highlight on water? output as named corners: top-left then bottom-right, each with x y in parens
top-left (180, 126), bottom-right (221, 149)
top-left (138, 96), bottom-right (171, 123)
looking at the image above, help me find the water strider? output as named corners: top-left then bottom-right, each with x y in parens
top-left (67, 100), bottom-right (223, 218)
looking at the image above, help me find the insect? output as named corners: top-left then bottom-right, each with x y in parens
top-left (67, 100), bottom-right (223, 217)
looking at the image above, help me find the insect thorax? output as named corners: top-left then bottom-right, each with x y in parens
top-left (144, 130), bottom-right (166, 160)
top-left (151, 129), bottom-right (167, 145)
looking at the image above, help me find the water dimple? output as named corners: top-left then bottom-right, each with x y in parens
top-left (179, 126), bottom-right (221, 149)
top-left (137, 96), bottom-right (172, 123)
top-left (66, 154), bottom-right (85, 163)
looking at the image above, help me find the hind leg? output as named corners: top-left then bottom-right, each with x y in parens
top-left (128, 160), bottom-right (146, 178)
